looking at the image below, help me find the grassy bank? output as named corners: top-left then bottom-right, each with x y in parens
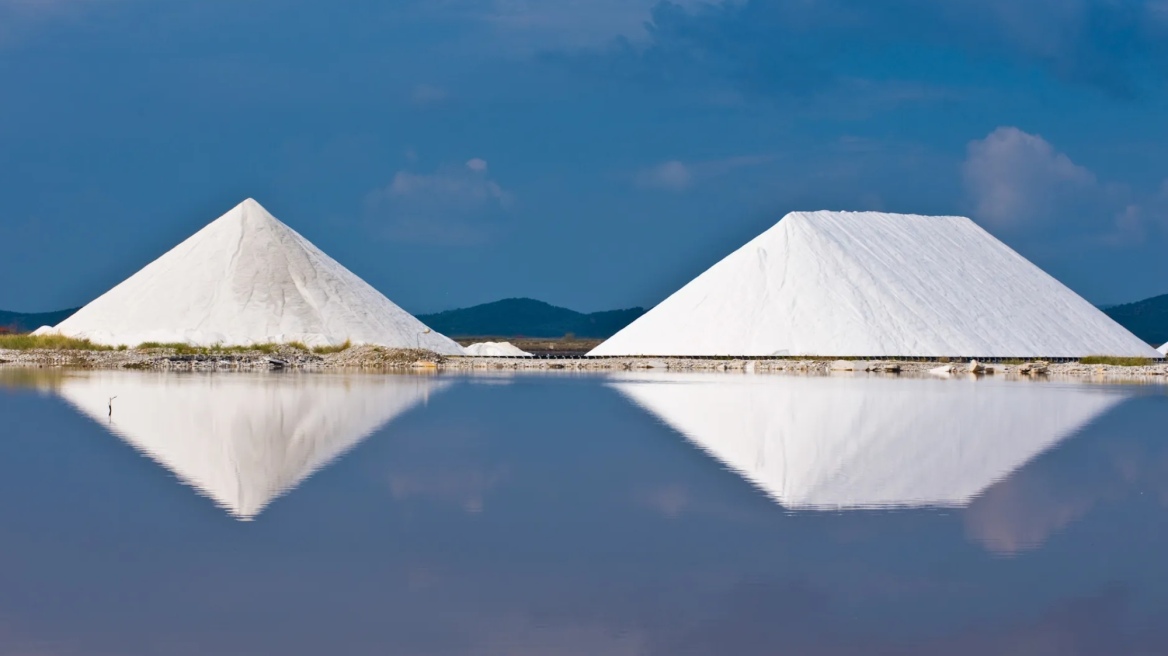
top-left (0, 334), bottom-right (117, 351)
top-left (309, 340), bottom-right (352, 355)
top-left (1079, 356), bottom-right (1154, 367)
top-left (2, 335), bottom-right (353, 355)
top-left (137, 340), bottom-right (353, 355)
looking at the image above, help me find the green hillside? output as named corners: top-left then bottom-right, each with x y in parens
top-left (417, 298), bottom-right (643, 339)
top-left (0, 308), bottom-right (79, 333)
top-left (6, 292), bottom-right (1162, 346)
top-left (1104, 293), bottom-right (1168, 346)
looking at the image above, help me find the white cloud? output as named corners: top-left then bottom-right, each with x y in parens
top-left (410, 84), bottom-right (450, 106)
top-left (635, 160), bottom-right (692, 191)
top-left (384, 163), bottom-right (511, 208)
top-left (962, 126), bottom-right (1097, 228)
top-left (635, 154), bottom-right (776, 192)
top-left (963, 127), bottom-right (1168, 246)
top-left (427, 0), bottom-right (716, 49)
top-left (0, 0), bottom-right (89, 13)
top-left (1148, 0), bottom-right (1168, 23)
top-left (366, 158), bottom-right (513, 246)
top-left (0, 0), bottom-right (110, 43)
top-left (1101, 180), bottom-right (1168, 246)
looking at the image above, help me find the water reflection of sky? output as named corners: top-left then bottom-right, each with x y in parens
top-left (0, 370), bottom-right (1166, 655)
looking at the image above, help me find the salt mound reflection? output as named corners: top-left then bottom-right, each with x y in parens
top-left (611, 374), bottom-right (1126, 510)
top-left (56, 371), bottom-right (448, 520)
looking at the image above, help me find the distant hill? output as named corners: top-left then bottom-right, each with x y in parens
top-left (0, 308), bottom-right (79, 333)
top-left (7, 292), bottom-right (1162, 346)
top-left (1104, 293), bottom-right (1168, 346)
top-left (417, 298), bottom-right (644, 339)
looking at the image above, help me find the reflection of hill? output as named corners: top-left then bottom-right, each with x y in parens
top-left (56, 371), bottom-right (449, 519)
top-left (611, 374), bottom-right (1126, 510)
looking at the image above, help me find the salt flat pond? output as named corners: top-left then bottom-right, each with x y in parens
top-left (1, 370), bottom-right (1166, 654)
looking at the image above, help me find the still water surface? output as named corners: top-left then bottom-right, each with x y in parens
top-left (1, 369), bottom-right (1166, 655)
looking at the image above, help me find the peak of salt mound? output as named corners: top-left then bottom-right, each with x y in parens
top-left (591, 211), bottom-right (1159, 358)
top-left (45, 199), bottom-right (464, 353)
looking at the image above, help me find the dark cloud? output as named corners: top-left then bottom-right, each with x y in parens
top-left (561, 0), bottom-right (1168, 100)
top-left (548, 1), bottom-right (838, 101)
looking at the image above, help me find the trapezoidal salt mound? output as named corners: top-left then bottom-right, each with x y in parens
top-left (41, 199), bottom-right (464, 354)
top-left (590, 211), bottom-right (1159, 358)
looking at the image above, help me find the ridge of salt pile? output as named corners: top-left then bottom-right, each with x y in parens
top-left (38, 199), bottom-right (464, 354)
top-left (463, 341), bottom-right (532, 356)
top-left (591, 211), bottom-right (1159, 358)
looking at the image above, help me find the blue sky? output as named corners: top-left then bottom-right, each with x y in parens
top-left (2, 0), bottom-right (1167, 313)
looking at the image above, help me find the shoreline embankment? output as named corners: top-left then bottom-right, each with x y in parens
top-left (2, 345), bottom-right (1166, 382)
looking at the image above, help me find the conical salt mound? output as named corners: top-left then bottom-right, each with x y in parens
top-left (41, 199), bottom-right (464, 353)
top-left (1160, 342), bottom-right (1168, 356)
top-left (591, 211), bottom-right (1159, 358)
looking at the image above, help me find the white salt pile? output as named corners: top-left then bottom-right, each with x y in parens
top-left (1160, 342), bottom-right (1168, 356)
top-left (463, 341), bottom-right (532, 356)
top-left (36, 199), bottom-right (464, 354)
top-left (56, 371), bottom-right (451, 520)
top-left (590, 211), bottom-right (1159, 358)
top-left (611, 373), bottom-right (1123, 510)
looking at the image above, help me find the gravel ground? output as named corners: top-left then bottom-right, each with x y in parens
top-left (442, 356), bottom-right (1168, 382)
top-left (0, 344), bottom-right (436, 371)
top-left (2, 347), bottom-right (1166, 382)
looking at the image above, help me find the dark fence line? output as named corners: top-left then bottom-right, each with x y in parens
top-left (452, 354), bottom-right (1167, 363)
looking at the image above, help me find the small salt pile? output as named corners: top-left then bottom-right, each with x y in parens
top-left (464, 341), bottom-right (532, 357)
